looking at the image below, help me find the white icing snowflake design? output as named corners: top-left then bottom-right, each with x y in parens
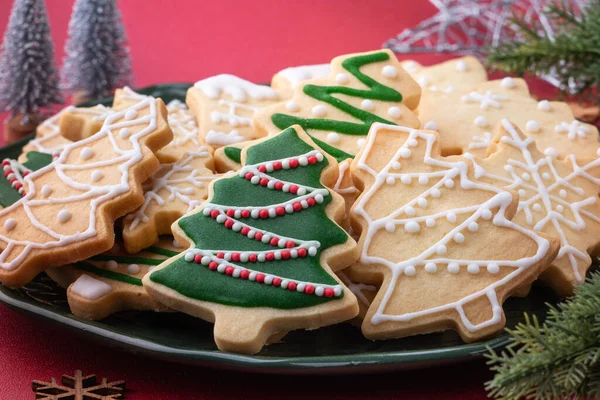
top-left (461, 90), bottom-right (507, 110)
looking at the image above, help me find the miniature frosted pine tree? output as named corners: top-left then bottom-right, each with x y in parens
top-left (0, 0), bottom-right (63, 142)
top-left (61, 0), bottom-right (133, 102)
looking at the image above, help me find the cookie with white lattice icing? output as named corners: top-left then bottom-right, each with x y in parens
top-left (349, 123), bottom-right (559, 341)
top-left (271, 63), bottom-right (330, 98)
top-left (400, 56), bottom-right (487, 93)
top-left (46, 237), bottom-right (177, 320)
top-left (186, 75), bottom-right (281, 148)
top-left (0, 97), bottom-right (172, 287)
top-left (463, 120), bottom-right (600, 295)
top-left (417, 78), bottom-right (600, 158)
top-left (122, 145), bottom-right (219, 253)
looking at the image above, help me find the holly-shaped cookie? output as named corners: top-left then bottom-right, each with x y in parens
top-left (144, 126), bottom-right (359, 354)
top-left (349, 123), bottom-right (559, 341)
top-left (464, 120), bottom-right (600, 295)
top-left (0, 97), bottom-right (172, 287)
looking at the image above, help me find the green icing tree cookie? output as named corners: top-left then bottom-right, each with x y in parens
top-left (144, 126), bottom-right (359, 354)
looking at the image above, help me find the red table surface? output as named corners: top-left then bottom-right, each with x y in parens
top-left (0, 1), bottom-right (499, 398)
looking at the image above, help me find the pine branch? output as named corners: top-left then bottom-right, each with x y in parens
top-left (486, 272), bottom-right (600, 399)
top-left (486, 0), bottom-right (600, 103)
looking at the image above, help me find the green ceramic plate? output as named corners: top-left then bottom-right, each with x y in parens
top-left (0, 83), bottom-right (563, 374)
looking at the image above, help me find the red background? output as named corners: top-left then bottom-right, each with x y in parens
top-left (0, 1), bottom-right (495, 398)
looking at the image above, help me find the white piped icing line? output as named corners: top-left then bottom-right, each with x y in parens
top-left (195, 74), bottom-right (279, 102)
top-left (277, 64), bottom-right (330, 88)
top-left (465, 119), bottom-right (600, 283)
top-left (354, 123), bottom-right (551, 332)
top-left (0, 97), bottom-right (162, 271)
top-left (554, 120), bottom-right (591, 140)
top-left (126, 147), bottom-right (214, 231)
top-left (165, 99), bottom-right (200, 148)
top-left (2, 158), bottom-right (31, 196)
top-left (333, 160), bottom-right (359, 195)
top-left (186, 149), bottom-right (341, 297)
top-left (337, 270), bottom-right (376, 307)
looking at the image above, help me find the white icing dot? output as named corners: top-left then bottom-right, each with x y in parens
top-left (418, 76), bottom-right (430, 87)
top-left (4, 218), bottom-right (16, 231)
top-left (474, 116), bottom-right (489, 127)
top-left (312, 104), bottom-right (326, 117)
top-left (399, 148), bottom-right (411, 158)
top-left (382, 65), bottom-right (398, 78)
top-left (127, 264), bottom-right (140, 274)
top-left (453, 233), bottom-right (465, 243)
top-left (468, 222), bottom-right (479, 232)
top-left (456, 60), bottom-right (468, 72)
top-left (559, 189), bottom-right (567, 198)
top-left (417, 198), bottom-right (428, 208)
top-left (57, 209), bottom-right (71, 223)
top-left (444, 179), bottom-right (455, 188)
top-left (431, 188), bottom-right (441, 198)
top-left (80, 147), bottom-right (94, 160)
top-left (481, 209), bottom-right (492, 219)
top-left (533, 203), bottom-right (542, 211)
top-left (537, 100), bottom-right (551, 111)
top-left (286, 101), bottom-right (299, 112)
top-left (544, 147), bottom-right (558, 158)
top-left (418, 176), bottom-right (429, 185)
top-left (404, 266), bottom-right (416, 276)
top-left (125, 109), bottom-right (138, 120)
top-left (361, 99), bottom-right (374, 110)
top-left (501, 77), bottom-right (515, 88)
top-left (386, 176), bottom-right (395, 185)
top-left (105, 260), bottom-right (118, 270)
top-left (447, 263), bottom-right (460, 274)
top-left (446, 212), bottom-right (457, 223)
top-left (357, 139), bottom-right (366, 149)
top-left (556, 205), bottom-right (564, 212)
top-left (405, 206), bottom-right (415, 216)
top-left (326, 132), bottom-right (341, 144)
top-left (424, 120), bottom-right (437, 130)
top-left (542, 172), bottom-right (551, 180)
top-left (91, 170), bottom-right (103, 182)
top-left (425, 263), bottom-right (437, 273)
top-left (335, 73), bottom-right (349, 84)
top-left (467, 263), bottom-right (480, 274)
top-left (41, 184), bottom-right (52, 197)
top-left (521, 173), bottom-right (530, 181)
top-left (425, 218), bottom-right (435, 227)
top-left (391, 161), bottom-right (401, 170)
top-left (487, 263), bottom-right (500, 274)
top-left (119, 128), bottom-right (130, 139)
top-left (518, 189), bottom-right (526, 197)
top-left (401, 176), bottom-right (411, 185)
top-left (526, 120), bottom-right (541, 133)
top-left (404, 221), bottom-right (420, 233)
top-left (407, 138), bottom-right (418, 147)
top-left (388, 106), bottom-right (402, 119)
top-left (436, 245), bottom-right (447, 255)
top-left (385, 222), bottom-right (396, 232)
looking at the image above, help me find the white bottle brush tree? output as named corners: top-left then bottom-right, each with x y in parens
top-left (61, 0), bottom-right (133, 103)
top-left (0, 0), bottom-right (63, 142)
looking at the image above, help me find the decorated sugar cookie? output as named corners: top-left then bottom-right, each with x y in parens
top-left (0, 152), bottom-right (53, 207)
top-left (254, 49), bottom-right (421, 162)
top-left (122, 146), bottom-right (218, 253)
top-left (57, 104), bottom-right (112, 142)
top-left (349, 123), bottom-right (558, 341)
top-left (336, 269), bottom-right (376, 319)
top-left (417, 78), bottom-right (600, 158)
top-left (400, 56), bottom-right (487, 93)
top-left (144, 126), bottom-right (359, 354)
top-left (46, 238), bottom-right (177, 320)
top-left (186, 74), bottom-right (281, 148)
top-left (0, 97), bottom-right (172, 287)
top-left (464, 120), bottom-right (600, 295)
top-left (271, 63), bottom-right (330, 98)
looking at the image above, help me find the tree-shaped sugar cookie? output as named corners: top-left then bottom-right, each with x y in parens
top-left (47, 237), bottom-right (177, 320)
top-left (400, 56), bottom-right (487, 93)
top-left (349, 123), bottom-right (558, 341)
top-left (186, 74), bottom-right (281, 148)
top-left (122, 146), bottom-right (219, 253)
top-left (0, 97), bottom-right (172, 287)
top-left (271, 63), bottom-right (330, 98)
top-left (143, 126), bottom-right (359, 354)
top-left (57, 104), bottom-right (112, 142)
top-left (254, 49), bottom-right (421, 162)
top-left (417, 78), bottom-right (600, 158)
top-left (464, 120), bottom-right (600, 295)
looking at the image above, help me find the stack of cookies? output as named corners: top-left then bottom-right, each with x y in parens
top-left (0, 50), bottom-right (597, 355)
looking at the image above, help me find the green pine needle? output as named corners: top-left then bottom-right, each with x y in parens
top-left (486, 272), bottom-right (600, 399)
top-left (486, 0), bottom-right (600, 104)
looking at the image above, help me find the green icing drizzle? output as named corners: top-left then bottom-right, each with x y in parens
top-left (0, 151), bottom-right (53, 207)
top-left (223, 146), bottom-right (241, 163)
top-left (146, 246), bottom-right (179, 257)
top-left (90, 254), bottom-right (163, 266)
top-left (150, 127), bottom-right (349, 309)
top-left (74, 261), bottom-right (143, 286)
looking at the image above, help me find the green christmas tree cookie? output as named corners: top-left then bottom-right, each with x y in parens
top-left (144, 126), bottom-right (359, 354)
